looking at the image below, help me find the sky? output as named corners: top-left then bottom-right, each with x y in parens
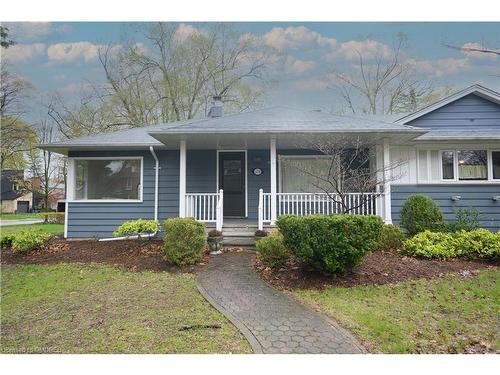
top-left (2, 22), bottom-right (499, 121)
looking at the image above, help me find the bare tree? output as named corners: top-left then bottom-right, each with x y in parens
top-left (443, 43), bottom-right (500, 56)
top-left (287, 136), bottom-right (404, 213)
top-left (332, 34), bottom-right (435, 115)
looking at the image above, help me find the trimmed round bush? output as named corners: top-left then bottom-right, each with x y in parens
top-left (277, 214), bottom-right (383, 274)
top-left (163, 218), bottom-right (206, 265)
top-left (453, 229), bottom-right (500, 259)
top-left (400, 195), bottom-right (445, 236)
top-left (403, 230), bottom-right (455, 259)
top-left (10, 230), bottom-right (52, 254)
top-left (378, 224), bottom-right (406, 251)
top-left (256, 230), bottom-right (289, 269)
top-left (114, 219), bottom-right (160, 238)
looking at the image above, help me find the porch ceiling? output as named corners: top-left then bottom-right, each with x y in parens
top-left (148, 131), bottom-right (426, 149)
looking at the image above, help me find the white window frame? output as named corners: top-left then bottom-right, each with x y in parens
top-left (490, 150), bottom-right (500, 181)
top-left (68, 156), bottom-right (144, 203)
top-left (439, 150), bottom-right (458, 181)
top-left (278, 155), bottom-right (337, 193)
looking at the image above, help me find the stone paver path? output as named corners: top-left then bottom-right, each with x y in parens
top-left (197, 251), bottom-right (364, 354)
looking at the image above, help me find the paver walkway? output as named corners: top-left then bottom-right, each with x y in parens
top-left (197, 251), bottom-right (365, 354)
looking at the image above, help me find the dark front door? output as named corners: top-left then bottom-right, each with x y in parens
top-left (219, 152), bottom-right (246, 217)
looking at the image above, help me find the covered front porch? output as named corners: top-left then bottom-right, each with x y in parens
top-left (152, 133), bottom-right (401, 231)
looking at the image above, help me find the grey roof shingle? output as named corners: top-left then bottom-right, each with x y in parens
top-left (42, 106), bottom-right (424, 150)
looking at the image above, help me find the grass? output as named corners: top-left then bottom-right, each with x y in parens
top-left (294, 270), bottom-right (500, 353)
top-left (0, 223), bottom-right (64, 235)
top-left (0, 213), bottom-right (41, 220)
top-left (1, 264), bottom-right (252, 354)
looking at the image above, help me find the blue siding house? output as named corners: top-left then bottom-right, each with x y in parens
top-left (41, 84), bottom-right (500, 238)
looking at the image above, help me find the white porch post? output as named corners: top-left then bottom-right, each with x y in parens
top-left (270, 137), bottom-right (277, 225)
top-left (179, 139), bottom-right (187, 218)
top-left (383, 138), bottom-right (392, 224)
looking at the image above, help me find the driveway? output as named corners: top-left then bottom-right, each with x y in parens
top-left (0, 218), bottom-right (44, 226)
top-left (197, 251), bottom-right (365, 354)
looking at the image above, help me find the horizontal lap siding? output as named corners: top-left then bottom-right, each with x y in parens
top-left (391, 184), bottom-right (500, 231)
top-left (67, 149), bottom-right (180, 238)
top-left (187, 150), bottom-right (216, 193)
top-left (407, 94), bottom-right (500, 130)
top-left (248, 150), bottom-right (271, 218)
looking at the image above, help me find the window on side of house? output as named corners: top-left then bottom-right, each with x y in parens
top-left (441, 151), bottom-right (454, 180)
top-left (74, 158), bottom-right (142, 200)
top-left (280, 156), bottom-right (335, 193)
top-left (492, 151), bottom-right (500, 180)
top-left (457, 150), bottom-right (488, 180)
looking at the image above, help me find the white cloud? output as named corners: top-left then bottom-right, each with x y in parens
top-left (461, 42), bottom-right (498, 60)
top-left (284, 56), bottom-right (316, 74)
top-left (47, 42), bottom-right (102, 63)
top-left (337, 39), bottom-right (394, 60)
top-left (2, 43), bottom-right (46, 62)
top-left (407, 58), bottom-right (470, 77)
top-left (262, 26), bottom-right (336, 51)
top-left (173, 23), bottom-right (205, 43)
top-left (292, 78), bottom-right (331, 91)
top-left (3, 22), bottom-right (71, 42)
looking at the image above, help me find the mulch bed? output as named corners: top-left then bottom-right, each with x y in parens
top-left (254, 250), bottom-right (499, 290)
top-left (1, 238), bottom-right (210, 273)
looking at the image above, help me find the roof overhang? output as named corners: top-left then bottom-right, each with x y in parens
top-left (395, 84), bottom-right (500, 125)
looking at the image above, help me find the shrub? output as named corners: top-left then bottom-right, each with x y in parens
top-left (403, 230), bottom-right (455, 259)
top-left (11, 230), bottom-right (52, 254)
top-left (114, 219), bottom-right (160, 238)
top-left (400, 195), bottom-right (445, 236)
top-left (256, 230), bottom-right (289, 269)
top-left (163, 218), bottom-right (205, 265)
top-left (453, 229), bottom-right (500, 259)
top-left (446, 208), bottom-right (481, 232)
top-left (277, 214), bottom-right (383, 274)
top-left (378, 224), bottom-right (406, 251)
top-left (1, 233), bottom-right (16, 249)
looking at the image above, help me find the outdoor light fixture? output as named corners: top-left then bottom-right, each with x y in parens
top-left (493, 196), bottom-right (500, 201)
top-left (451, 195), bottom-right (461, 201)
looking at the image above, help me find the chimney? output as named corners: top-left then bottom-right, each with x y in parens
top-left (208, 95), bottom-right (223, 118)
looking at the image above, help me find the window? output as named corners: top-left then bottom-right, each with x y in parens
top-left (280, 156), bottom-right (335, 193)
top-left (74, 158), bottom-right (142, 201)
top-left (457, 150), bottom-right (487, 180)
top-left (492, 151), bottom-right (500, 180)
top-left (441, 151), bottom-right (454, 180)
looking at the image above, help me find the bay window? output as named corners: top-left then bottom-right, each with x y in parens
top-left (439, 149), bottom-right (491, 181)
top-left (74, 158), bottom-right (142, 201)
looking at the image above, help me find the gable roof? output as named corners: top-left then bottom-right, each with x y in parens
top-left (395, 84), bottom-right (500, 125)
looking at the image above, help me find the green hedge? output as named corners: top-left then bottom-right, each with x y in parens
top-left (1, 230), bottom-right (52, 254)
top-left (403, 229), bottom-right (500, 260)
top-left (377, 224), bottom-right (406, 251)
top-left (114, 219), bottom-right (160, 238)
top-left (277, 214), bottom-right (383, 274)
top-left (256, 230), bottom-right (289, 269)
top-left (163, 218), bottom-right (206, 265)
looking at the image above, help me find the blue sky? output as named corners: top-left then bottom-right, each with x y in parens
top-left (3, 22), bottom-right (499, 120)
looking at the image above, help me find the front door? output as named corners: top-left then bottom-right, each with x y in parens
top-left (218, 152), bottom-right (246, 217)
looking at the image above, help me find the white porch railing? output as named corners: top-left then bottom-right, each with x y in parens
top-left (185, 189), bottom-right (223, 231)
top-left (258, 189), bottom-right (381, 230)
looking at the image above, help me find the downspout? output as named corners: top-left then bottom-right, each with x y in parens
top-left (149, 146), bottom-right (159, 222)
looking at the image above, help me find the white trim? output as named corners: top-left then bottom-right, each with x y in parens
top-left (68, 156), bottom-right (143, 203)
top-left (383, 139), bottom-right (392, 224)
top-left (270, 138), bottom-right (277, 225)
top-left (179, 140), bottom-right (187, 217)
top-left (216, 149), bottom-right (248, 218)
top-left (149, 146), bottom-right (159, 221)
top-left (439, 150), bottom-right (456, 181)
top-left (396, 84), bottom-right (500, 124)
top-left (490, 150), bottom-right (500, 181)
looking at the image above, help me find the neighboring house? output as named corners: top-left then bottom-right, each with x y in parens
top-left (0, 170), bottom-right (33, 214)
top-left (30, 176), bottom-right (66, 211)
top-left (40, 85), bottom-right (500, 239)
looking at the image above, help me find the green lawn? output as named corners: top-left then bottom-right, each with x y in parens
top-left (1, 264), bottom-right (251, 354)
top-left (0, 213), bottom-right (41, 220)
top-left (295, 270), bottom-right (499, 353)
top-left (0, 223), bottom-right (64, 235)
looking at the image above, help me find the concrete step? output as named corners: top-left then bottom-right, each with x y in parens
top-left (223, 236), bottom-right (256, 246)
